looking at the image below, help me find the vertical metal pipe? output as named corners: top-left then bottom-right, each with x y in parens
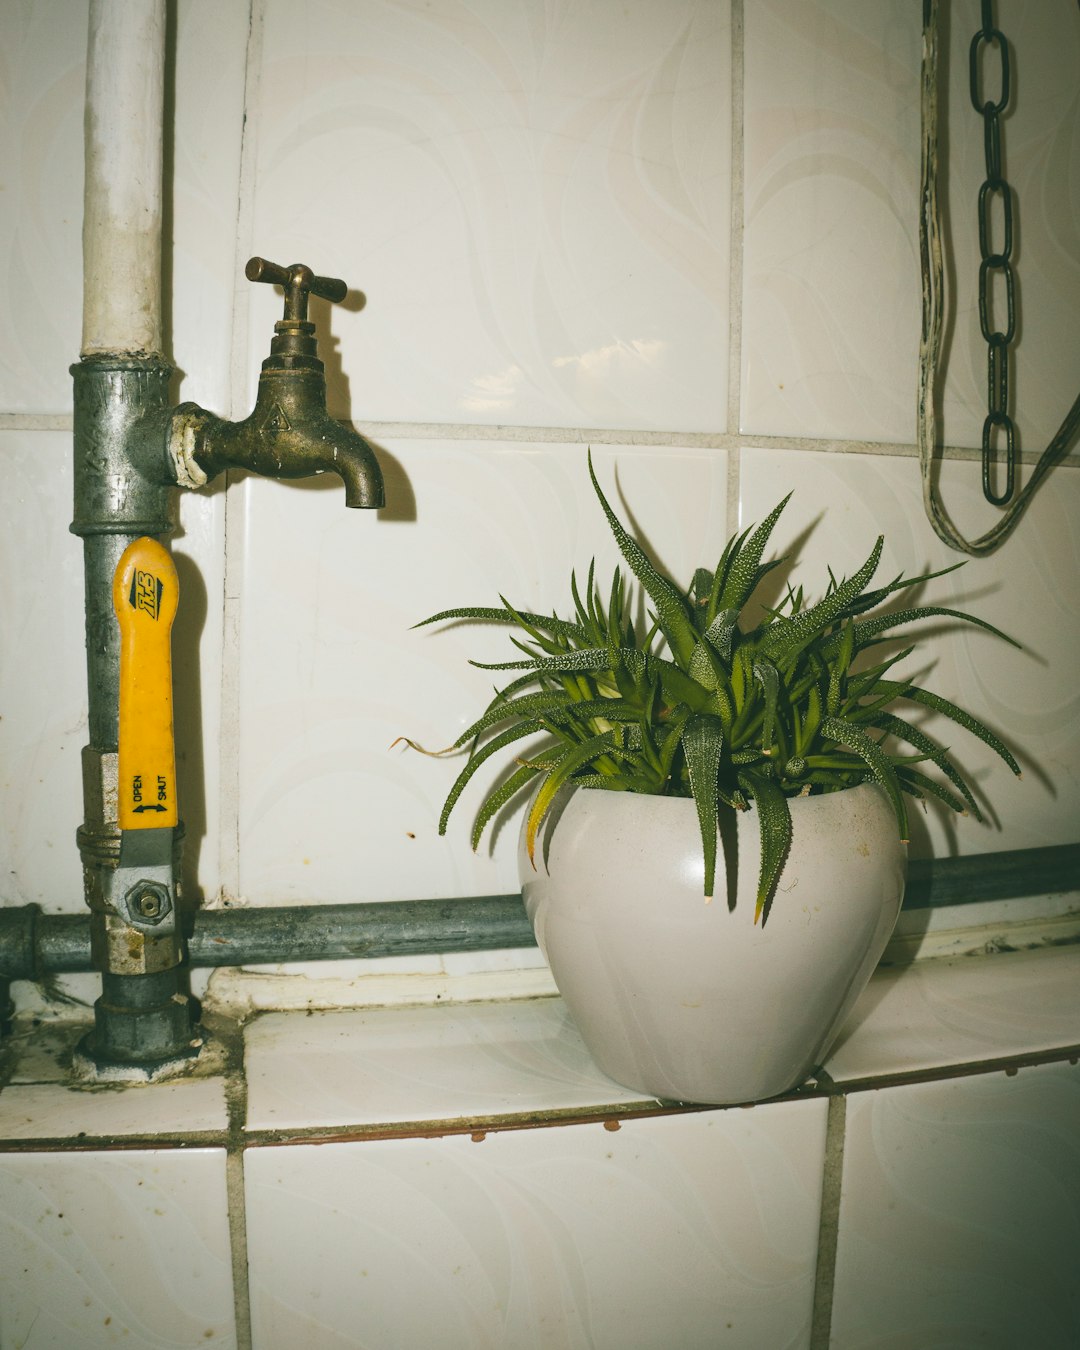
top-left (72, 0), bottom-right (199, 1077)
top-left (72, 359), bottom-right (176, 746)
top-left (81, 0), bottom-right (166, 358)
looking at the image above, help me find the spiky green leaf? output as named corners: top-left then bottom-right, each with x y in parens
top-left (470, 647), bottom-right (612, 674)
top-left (716, 496), bottom-right (791, 613)
top-left (440, 721), bottom-right (544, 832)
top-left (524, 732), bottom-right (617, 863)
top-left (819, 714), bottom-right (908, 841)
top-left (760, 536), bottom-right (884, 664)
top-left (416, 605), bottom-right (587, 643)
top-left (873, 681), bottom-right (1022, 776)
top-left (835, 605), bottom-right (1022, 657)
top-left (683, 715), bottom-right (724, 899)
top-left (737, 769), bottom-right (793, 924)
top-left (870, 711), bottom-right (982, 819)
top-left (470, 763), bottom-right (540, 851)
top-left (895, 765), bottom-right (972, 816)
top-left (587, 450), bottom-right (698, 665)
top-left (703, 608), bottom-right (740, 663)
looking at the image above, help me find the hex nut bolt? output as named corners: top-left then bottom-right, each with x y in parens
top-left (126, 881), bottom-right (172, 926)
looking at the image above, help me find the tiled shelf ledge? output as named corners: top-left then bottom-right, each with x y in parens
top-left (2, 945), bottom-right (1077, 1350)
top-left (1, 942), bottom-right (1078, 1150)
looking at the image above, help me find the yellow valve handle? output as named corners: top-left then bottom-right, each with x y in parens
top-left (113, 537), bottom-right (179, 831)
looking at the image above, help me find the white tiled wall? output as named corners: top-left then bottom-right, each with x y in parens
top-left (245, 1100), bottom-right (827, 1350)
top-left (2, 0), bottom-right (1076, 931)
top-left (4, 0), bottom-right (1074, 928)
top-left (741, 1), bottom-right (923, 444)
top-left (246, 0), bottom-right (732, 431)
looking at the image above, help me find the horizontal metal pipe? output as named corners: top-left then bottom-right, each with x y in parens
top-left (188, 896), bottom-right (533, 967)
top-left (2, 842), bottom-right (1077, 983)
top-left (0, 895), bottom-right (534, 982)
top-left (901, 842), bottom-right (1080, 910)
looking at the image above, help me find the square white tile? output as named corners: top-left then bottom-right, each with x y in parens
top-left (740, 0), bottom-right (921, 442)
top-left (829, 1060), bottom-right (1080, 1349)
top-left (824, 945), bottom-right (1080, 1084)
top-left (245, 1098), bottom-right (827, 1349)
top-left (0, 430), bottom-right (87, 910)
top-left (0, 0), bottom-right (87, 412)
top-left (0, 1072), bottom-right (229, 1142)
top-left (740, 1), bottom-right (1080, 450)
top-left (0, 1147), bottom-right (236, 1348)
top-left (247, 0), bottom-right (731, 431)
top-left (169, 0), bottom-right (251, 416)
top-left (233, 440), bottom-right (730, 905)
top-left (738, 444), bottom-right (1080, 858)
top-left (243, 998), bottom-right (651, 1132)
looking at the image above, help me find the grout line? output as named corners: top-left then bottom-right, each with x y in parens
top-left (726, 0), bottom-right (746, 537)
top-left (0, 414), bottom-right (72, 430)
top-left (0, 409), bottom-right (1075, 469)
top-left (215, 0), bottom-right (266, 906)
top-left (823, 1041), bottom-right (1080, 1096)
top-left (809, 1090), bottom-right (846, 1350)
top-left (349, 420), bottom-right (1078, 464)
top-left (225, 1147), bottom-right (253, 1350)
top-left (228, 0), bottom-right (263, 421)
top-left (219, 3), bottom-right (263, 1321)
top-left (0, 1132), bottom-right (228, 1154)
top-left (726, 440), bottom-right (743, 535)
top-left (726, 0), bottom-right (745, 439)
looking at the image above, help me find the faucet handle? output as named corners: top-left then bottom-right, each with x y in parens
top-left (245, 256), bottom-right (348, 324)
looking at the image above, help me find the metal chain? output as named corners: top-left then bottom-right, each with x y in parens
top-left (969, 0), bottom-right (1016, 505)
top-left (917, 0), bottom-right (1080, 555)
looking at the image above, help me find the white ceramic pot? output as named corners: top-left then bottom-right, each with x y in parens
top-left (520, 783), bottom-right (906, 1105)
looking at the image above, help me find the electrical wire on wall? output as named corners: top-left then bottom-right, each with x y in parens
top-left (918, 0), bottom-right (1080, 555)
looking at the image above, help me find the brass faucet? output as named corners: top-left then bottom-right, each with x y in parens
top-left (170, 258), bottom-right (384, 508)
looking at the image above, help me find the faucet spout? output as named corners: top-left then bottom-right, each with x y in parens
top-left (171, 387), bottom-right (385, 509)
top-left (313, 415), bottom-right (385, 509)
top-left (169, 297), bottom-right (384, 508)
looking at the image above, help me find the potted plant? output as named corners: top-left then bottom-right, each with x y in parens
top-left (407, 454), bottom-right (1021, 1104)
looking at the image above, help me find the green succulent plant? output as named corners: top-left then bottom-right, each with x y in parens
top-left (410, 453), bottom-right (1022, 923)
